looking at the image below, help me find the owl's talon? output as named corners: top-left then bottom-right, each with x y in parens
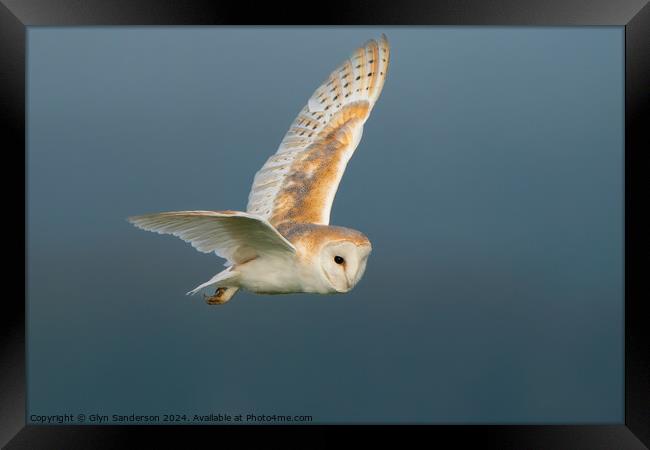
top-left (205, 287), bottom-right (230, 305)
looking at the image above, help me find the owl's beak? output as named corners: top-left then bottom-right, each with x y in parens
top-left (344, 274), bottom-right (352, 291)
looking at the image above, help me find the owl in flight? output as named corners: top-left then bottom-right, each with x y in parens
top-left (129, 35), bottom-right (390, 305)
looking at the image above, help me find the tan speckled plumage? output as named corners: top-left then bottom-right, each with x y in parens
top-left (276, 222), bottom-right (371, 257)
top-left (247, 34), bottom-right (390, 226)
top-left (128, 35), bottom-right (389, 304)
top-left (267, 101), bottom-right (369, 225)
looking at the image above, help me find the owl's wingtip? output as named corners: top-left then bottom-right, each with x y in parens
top-left (126, 215), bottom-right (143, 225)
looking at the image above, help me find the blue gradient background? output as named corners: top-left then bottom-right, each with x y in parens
top-left (27, 27), bottom-right (624, 423)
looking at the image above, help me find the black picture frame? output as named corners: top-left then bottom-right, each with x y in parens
top-left (3, 0), bottom-right (648, 448)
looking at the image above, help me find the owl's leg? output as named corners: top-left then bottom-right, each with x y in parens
top-left (204, 287), bottom-right (239, 305)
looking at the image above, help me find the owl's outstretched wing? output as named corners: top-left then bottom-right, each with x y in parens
top-left (128, 210), bottom-right (296, 265)
top-left (246, 34), bottom-right (390, 227)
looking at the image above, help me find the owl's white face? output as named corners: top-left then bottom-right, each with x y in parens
top-left (319, 241), bottom-right (372, 293)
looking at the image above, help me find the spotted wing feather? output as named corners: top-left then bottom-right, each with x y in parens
top-left (247, 34), bottom-right (390, 226)
top-left (128, 210), bottom-right (296, 265)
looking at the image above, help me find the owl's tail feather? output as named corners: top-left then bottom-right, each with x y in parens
top-left (186, 267), bottom-right (240, 296)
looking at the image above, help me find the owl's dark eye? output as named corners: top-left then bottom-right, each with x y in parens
top-left (334, 256), bottom-right (345, 265)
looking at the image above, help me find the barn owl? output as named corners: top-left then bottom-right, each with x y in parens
top-left (129, 34), bottom-right (390, 305)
